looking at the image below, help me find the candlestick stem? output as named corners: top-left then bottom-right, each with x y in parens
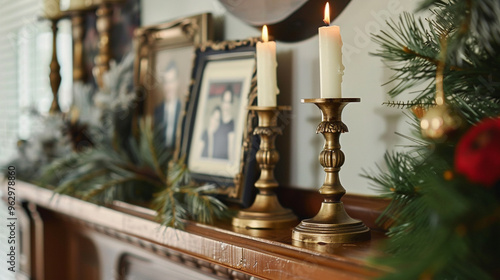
top-left (232, 106), bottom-right (297, 229)
top-left (292, 98), bottom-right (370, 244)
top-left (72, 12), bottom-right (85, 81)
top-left (93, 3), bottom-right (112, 89)
top-left (49, 18), bottom-right (61, 114)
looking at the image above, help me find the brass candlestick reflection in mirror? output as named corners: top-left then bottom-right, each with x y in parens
top-left (232, 106), bottom-right (297, 229)
top-left (72, 13), bottom-right (85, 81)
top-left (49, 18), bottom-right (62, 114)
top-left (93, 3), bottom-right (112, 89)
top-left (292, 98), bottom-right (370, 243)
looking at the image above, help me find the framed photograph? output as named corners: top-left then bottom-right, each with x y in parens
top-left (134, 13), bottom-right (213, 150)
top-left (180, 39), bottom-right (259, 206)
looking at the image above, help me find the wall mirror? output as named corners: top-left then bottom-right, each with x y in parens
top-left (219, 0), bottom-right (351, 42)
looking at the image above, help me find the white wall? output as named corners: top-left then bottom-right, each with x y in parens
top-left (142, 0), bottom-right (419, 195)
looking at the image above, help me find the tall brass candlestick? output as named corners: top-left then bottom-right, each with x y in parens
top-left (292, 98), bottom-right (370, 243)
top-left (72, 13), bottom-right (85, 81)
top-left (49, 18), bottom-right (62, 114)
top-left (93, 3), bottom-right (112, 89)
top-left (232, 106), bottom-right (297, 229)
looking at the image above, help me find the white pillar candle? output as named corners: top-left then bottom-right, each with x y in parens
top-left (256, 25), bottom-right (279, 107)
top-left (319, 2), bottom-right (344, 98)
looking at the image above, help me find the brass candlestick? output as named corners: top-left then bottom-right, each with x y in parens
top-left (71, 13), bottom-right (85, 81)
top-left (232, 106), bottom-right (297, 229)
top-left (93, 3), bottom-right (112, 89)
top-left (49, 18), bottom-right (62, 114)
top-left (292, 98), bottom-right (370, 243)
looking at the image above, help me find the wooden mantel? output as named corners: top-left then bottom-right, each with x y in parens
top-left (14, 180), bottom-right (390, 280)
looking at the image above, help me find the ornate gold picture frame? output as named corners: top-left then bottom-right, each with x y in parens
top-left (134, 13), bottom-right (213, 151)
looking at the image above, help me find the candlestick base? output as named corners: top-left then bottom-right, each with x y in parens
top-left (232, 194), bottom-right (298, 229)
top-left (292, 98), bottom-right (370, 244)
top-left (232, 106), bottom-right (297, 229)
top-left (292, 202), bottom-right (370, 244)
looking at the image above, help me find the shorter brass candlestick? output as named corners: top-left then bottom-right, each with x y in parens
top-left (232, 106), bottom-right (297, 229)
top-left (93, 3), bottom-right (112, 89)
top-left (49, 18), bottom-right (62, 114)
top-left (292, 98), bottom-right (370, 243)
top-left (71, 13), bottom-right (85, 81)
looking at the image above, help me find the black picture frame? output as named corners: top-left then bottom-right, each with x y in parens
top-left (180, 38), bottom-right (259, 206)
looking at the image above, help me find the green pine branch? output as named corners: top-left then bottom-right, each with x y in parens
top-left (367, 0), bottom-right (500, 278)
top-left (38, 118), bottom-right (229, 229)
top-left (373, 4), bottom-right (500, 122)
top-left (153, 161), bottom-right (230, 230)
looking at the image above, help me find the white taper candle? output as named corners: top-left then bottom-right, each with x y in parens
top-left (319, 2), bottom-right (344, 98)
top-left (256, 25), bottom-right (279, 107)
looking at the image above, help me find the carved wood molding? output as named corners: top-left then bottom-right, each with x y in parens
top-left (42, 211), bottom-right (256, 280)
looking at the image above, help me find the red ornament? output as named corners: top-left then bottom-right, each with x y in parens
top-left (455, 117), bottom-right (500, 187)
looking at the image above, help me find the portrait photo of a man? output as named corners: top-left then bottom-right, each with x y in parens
top-left (152, 46), bottom-right (192, 149)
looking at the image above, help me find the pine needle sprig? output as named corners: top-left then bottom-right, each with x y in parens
top-left (382, 100), bottom-right (434, 109)
top-left (52, 168), bottom-right (108, 196)
top-left (36, 151), bottom-right (86, 188)
top-left (372, 13), bottom-right (441, 99)
top-left (155, 187), bottom-right (186, 229)
top-left (37, 119), bottom-right (168, 204)
top-left (137, 118), bottom-right (168, 182)
top-left (419, 0), bottom-right (500, 57)
top-left (154, 161), bottom-right (230, 229)
top-left (374, 0), bottom-right (500, 121)
top-left (182, 184), bottom-right (229, 225)
top-left (363, 152), bottom-right (426, 227)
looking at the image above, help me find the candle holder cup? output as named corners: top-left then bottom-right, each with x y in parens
top-left (232, 106), bottom-right (297, 229)
top-left (292, 98), bottom-right (370, 244)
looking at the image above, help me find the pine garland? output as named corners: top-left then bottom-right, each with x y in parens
top-left (366, 0), bottom-right (500, 279)
top-left (38, 118), bottom-right (230, 228)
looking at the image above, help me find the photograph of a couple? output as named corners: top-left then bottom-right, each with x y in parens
top-left (199, 82), bottom-right (242, 161)
top-left (186, 56), bottom-right (254, 183)
top-left (187, 77), bottom-right (248, 179)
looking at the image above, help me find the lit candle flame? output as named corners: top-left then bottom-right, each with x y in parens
top-left (262, 25), bottom-right (269, 42)
top-left (323, 2), bottom-right (330, 25)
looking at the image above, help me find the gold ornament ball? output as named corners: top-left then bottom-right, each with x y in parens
top-left (420, 104), bottom-right (463, 140)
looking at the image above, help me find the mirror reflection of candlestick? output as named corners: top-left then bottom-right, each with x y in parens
top-left (72, 13), bottom-right (85, 81)
top-left (49, 19), bottom-right (62, 114)
top-left (93, 3), bottom-right (112, 89)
